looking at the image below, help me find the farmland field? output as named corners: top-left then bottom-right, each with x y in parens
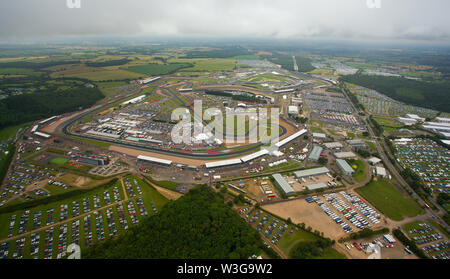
top-left (125, 63), bottom-right (192, 76)
top-left (64, 69), bottom-right (142, 81)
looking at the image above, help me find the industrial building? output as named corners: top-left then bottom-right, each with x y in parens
top-left (376, 166), bottom-right (387, 178)
top-left (334, 151), bottom-right (357, 159)
top-left (308, 146), bottom-right (323, 162)
top-left (274, 129), bottom-right (307, 148)
top-left (138, 76), bottom-right (161, 85)
top-left (368, 157), bottom-right (382, 165)
top-left (122, 95), bottom-right (147, 105)
top-left (336, 159), bottom-right (355, 175)
top-left (312, 133), bottom-right (326, 139)
top-left (323, 142), bottom-right (343, 150)
top-left (137, 155), bottom-right (172, 167)
top-left (435, 117), bottom-right (450, 124)
top-left (288, 106), bottom-right (299, 115)
top-left (306, 182), bottom-right (327, 191)
top-left (39, 116), bottom-right (58, 125)
top-left (34, 132), bottom-right (51, 139)
top-left (76, 153), bottom-right (110, 166)
top-left (397, 117), bottom-right (418, 126)
top-left (294, 167), bottom-right (330, 178)
top-left (241, 149), bottom-right (269, 163)
top-left (205, 158), bottom-right (242, 169)
top-left (346, 139), bottom-right (367, 150)
top-left (272, 173), bottom-right (295, 196)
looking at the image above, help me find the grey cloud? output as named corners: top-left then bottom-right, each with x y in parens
top-left (0, 0), bottom-right (449, 43)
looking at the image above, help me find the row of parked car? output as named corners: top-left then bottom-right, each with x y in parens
top-left (56, 224), bottom-right (68, 259)
top-left (106, 208), bottom-right (118, 237)
top-left (84, 214), bottom-right (94, 248)
top-left (18, 210), bottom-right (30, 235)
top-left (43, 227), bottom-right (54, 259)
top-left (340, 191), bottom-right (380, 225)
top-left (423, 241), bottom-right (449, 259)
top-left (29, 232), bottom-right (39, 257)
top-left (136, 198), bottom-right (148, 217)
top-left (116, 203), bottom-right (128, 230)
top-left (0, 242), bottom-right (9, 259)
top-left (94, 211), bottom-right (105, 242)
top-left (32, 211), bottom-right (41, 230)
top-left (124, 178), bottom-right (136, 198)
top-left (12, 237), bottom-right (26, 259)
top-left (413, 233), bottom-right (443, 245)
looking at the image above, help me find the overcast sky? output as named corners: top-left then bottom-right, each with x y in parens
top-left (1, 0), bottom-right (449, 44)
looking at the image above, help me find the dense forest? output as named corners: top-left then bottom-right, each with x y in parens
top-left (84, 185), bottom-right (264, 259)
top-left (0, 86), bottom-right (104, 129)
top-left (340, 74), bottom-right (450, 113)
top-left (183, 46), bottom-right (251, 59)
top-left (260, 53), bottom-right (314, 72)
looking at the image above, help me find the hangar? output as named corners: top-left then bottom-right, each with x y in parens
top-left (137, 155), bottom-right (172, 166)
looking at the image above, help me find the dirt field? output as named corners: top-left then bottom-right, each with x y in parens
top-left (241, 177), bottom-right (278, 202)
top-left (263, 199), bottom-right (348, 239)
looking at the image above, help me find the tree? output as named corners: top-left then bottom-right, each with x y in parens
top-left (318, 157), bottom-right (328, 165)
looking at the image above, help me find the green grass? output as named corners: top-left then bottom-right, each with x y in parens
top-left (310, 126), bottom-right (325, 133)
top-left (0, 122), bottom-right (33, 142)
top-left (367, 141), bottom-right (377, 151)
top-left (348, 159), bottom-right (366, 183)
top-left (312, 247), bottom-right (346, 259)
top-left (0, 68), bottom-right (36, 75)
top-left (49, 157), bottom-right (69, 165)
top-left (355, 179), bottom-right (423, 221)
top-left (44, 184), bottom-right (73, 196)
top-left (95, 81), bottom-right (128, 98)
top-left (373, 117), bottom-right (403, 128)
top-left (278, 228), bottom-right (318, 255)
top-left (145, 175), bottom-right (179, 191)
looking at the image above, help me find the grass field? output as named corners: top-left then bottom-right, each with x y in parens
top-left (145, 175), bottom-right (179, 191)
top-left (0, 68), bottom-right (36, 75)
top-left (0, 122), bottom-right (33, 142)
top-left (277, 228), bottom-right (317, 255)
top-left (355, 179), bottom-right (423, 221)
top-left (373, 116), bottom-right (403, 128)
top-left (49, 157), bottom-right (68, 165)
top-left (95, 81), bottom-right (129, 98)
top-left (348, 159), bottom-right (366, 183)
